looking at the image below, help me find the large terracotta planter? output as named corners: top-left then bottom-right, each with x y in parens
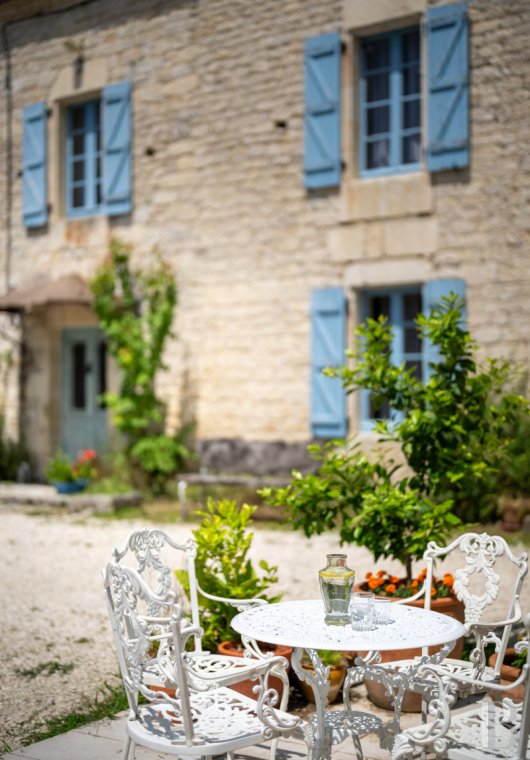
top-left (299, 662), bottom-right (347, 704)
top-left (217, 640), bottom-right (292, 702)
top-left (355, 584), bottom-right (465, 712)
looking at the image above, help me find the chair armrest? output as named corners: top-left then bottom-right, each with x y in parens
top-left (466, 606), bottom-right (522, 638)
top-left (196, 582), bottom-right (268, 610)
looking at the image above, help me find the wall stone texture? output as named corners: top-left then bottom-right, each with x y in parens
top-left (0, 0), bottom-right (528, 473)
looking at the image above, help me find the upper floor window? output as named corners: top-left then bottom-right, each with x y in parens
top-left (360, 28), bottom-right (421, 176)
top-left (66, 100), bottom-right (103, 217)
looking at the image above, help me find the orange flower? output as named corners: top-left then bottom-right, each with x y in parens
top-left (368, 577), bottom-right (384, 590)
top-left (430, 587), bottom-right (437, 597)
top-left (410, 580), bottom-right (419, 588)
top-left (417, 568), bottom-right (427, 581)
top-left (390, 575), bottom-right (400, 584)
top-left (366, 572), bottom-right (373, 579)
top-left (377, 570), bottom-right (386, 577)
top-left (385, 583), bottom-right (396, 593)
top-left (442, 573), bottom-right (454, 587)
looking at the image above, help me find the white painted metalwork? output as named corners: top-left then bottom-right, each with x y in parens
top-left (232, 598), bottom-right (464, 758)
top-left (104, 561), bottom-right (305, 760)
top-left (111, 528), bottom-right (290, 707)
top-left (391, 614), bottom-right (530, 759)
top-left (354, 532), bottom-right (528, 726)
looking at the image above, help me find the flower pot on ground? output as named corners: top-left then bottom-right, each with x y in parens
top-left (356, 570), bottom-right (465, 712)
top-left (217, 639), bottom-right (292, 702)
top-left (298, 650), bottom-right (348, 705)
top-left (46, 449), bottom-right (97, 493)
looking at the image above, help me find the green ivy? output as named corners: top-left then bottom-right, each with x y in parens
top-left (90, 239), bottom-right (193, 493)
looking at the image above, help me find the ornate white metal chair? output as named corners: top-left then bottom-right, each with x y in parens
top-left (104, 561), bottom-right (305, 760)
top-left (111, 527), bottom-right (290, 709)
top-left (391, 614), bottom-right (530, 759)
top-left (345, 533), bottom-right (528, 725)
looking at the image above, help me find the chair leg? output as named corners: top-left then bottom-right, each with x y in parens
top-left (122, 734), bottom-right (134, 760)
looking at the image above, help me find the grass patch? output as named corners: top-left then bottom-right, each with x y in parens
top-left (23, 681), bottom-right (128, 746)
top-left (15, 661), bottom-right (75, 678)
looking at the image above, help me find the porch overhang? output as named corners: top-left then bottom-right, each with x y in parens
top-left (0, 274), bottom-right (92, 312)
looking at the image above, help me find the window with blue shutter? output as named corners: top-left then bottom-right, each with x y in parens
top-left (65, 81), bottom-right (131, 219)
top-left (22, 102), bottom-right (48, 228)
top-left (103, 81), bottom-right (132, 216)
top-left (360, 288), bottom-right (423, 429)
top-left (360, 28), bottom-right (421, 176)
top-left (426, 3), bottom-right (469, 171)
top-left (310, 288), bottom-right (347, 438)
top-left (422, 278), bottom-right (466, 369)
top-left (304, 32), bottom-right (342, 190)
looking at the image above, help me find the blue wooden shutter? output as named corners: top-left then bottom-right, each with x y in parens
top-left (422, 278), bottom-right (466, 374)
top-left (426, 3), bottom-right (469, 172)
top-left (310, 287), bottom-right (347, 438)
top-left (103, 81), bottom-right (132, 216)
top-left (22, 102), bottom-right (48, 228)
top-left (304, 32), bottom-right (341, 189)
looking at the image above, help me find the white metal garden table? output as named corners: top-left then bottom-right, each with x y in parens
top-left (231, 599), bottom-right (465, 759)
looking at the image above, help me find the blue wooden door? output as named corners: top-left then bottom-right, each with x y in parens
top-left (61, 327), bottom-right (108, 458)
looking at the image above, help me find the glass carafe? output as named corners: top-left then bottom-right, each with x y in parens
top-left (319, 553), bottom-right (355, 625)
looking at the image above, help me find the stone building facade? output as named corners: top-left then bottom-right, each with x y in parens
top-left (0, 0), bottom-right (528, 476)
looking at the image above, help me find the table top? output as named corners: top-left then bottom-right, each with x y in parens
top-left (231, 599), bottom-right (465, 652)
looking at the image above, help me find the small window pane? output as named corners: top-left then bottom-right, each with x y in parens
top-left (72, 134), bottom-right (84, 156)
top-left (71, 107), bottom-right (84, 131)
top-left (405, 360), bottom-right (422, 380)
top-left (72, 186), bottom-right (84, 208)
top-left (369, 394), bottom-right (391, 420)
top-left (404, 327), bottom-right (422, 354)
top-left (98, 341), bottom-right (107, 408)
top-left (72, 343), bottom-right (86, 409)
top-left (402, 133), bottom-right (421, 164)
top-left (366, 139), bottom-right (390, 169)
top-left (364, 38), bottom-right (390, 70)
top-left (73, 160), bottom-right (84, 182)
top-left (367, 73), bottom-right (390, 102)
top-left (368, 295), bottom-right (391, 320)
top-left (403, 66), bottom-right (420, 96)
top-left (403, 292), bottom-right (422, 320)
top-left (402, 30), bottom-right (420, 63)
top-left (403, 100), bottom-right (420, 130)
top-left (367, 106), bottom-right (390, 135)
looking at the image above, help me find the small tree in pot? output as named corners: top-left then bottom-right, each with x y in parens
top-left (262, 295), bottom-right (529, 584)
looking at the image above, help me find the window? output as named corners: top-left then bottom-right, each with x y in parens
top-left (66, 100), bottom-right (102, 217)
top-left (360, 288), bottom-right (423, 428)
top-left (360, 28), bottom-right (421, 175)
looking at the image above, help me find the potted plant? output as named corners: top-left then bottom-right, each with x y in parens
top-left (488, 638), bottom-right (527, 702)
top-left (176, 498), bottom-right (291, 700)
top-left (299, 649), bottom-right (349, 704)
top-left (262, 296), bottom-right (530, 708)
top-left (45, 449), bottom-right (97, 493)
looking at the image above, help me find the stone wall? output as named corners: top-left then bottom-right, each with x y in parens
top-left (0, 0), bottom-right (528, 472)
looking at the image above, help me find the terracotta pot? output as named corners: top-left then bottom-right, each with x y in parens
top-left (217, 639), bottom-right (292, 702)
top-left (354, 582), bottom-right (466, 712)
top-left (489, 649), bottom-right (525, 703)
top-left (500, 496), bottom-right (530, 532)
top-left (299, 662), bottom-right (347, 704)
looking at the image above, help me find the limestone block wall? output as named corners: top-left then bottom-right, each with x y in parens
top-left (0, 0), bottom-right (528, 472)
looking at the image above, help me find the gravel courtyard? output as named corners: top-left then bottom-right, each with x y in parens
top-left (0, 503), bottom-right (528, 753)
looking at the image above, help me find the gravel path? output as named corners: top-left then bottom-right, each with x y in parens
top-left (0, 504), bottom-right (528, 752)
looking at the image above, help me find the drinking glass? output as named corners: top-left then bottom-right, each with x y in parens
top-left (350, 591), bottom-right (375, 630)
top-left (373, 598), bottom-right (394, 624)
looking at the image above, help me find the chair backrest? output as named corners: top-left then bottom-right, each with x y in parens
top-left (112, 528), bottom-right (204, 652)
top-left (103, 560), bottom-right (199, 743)
top-left (422, 532), bottom-right (528, 669)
